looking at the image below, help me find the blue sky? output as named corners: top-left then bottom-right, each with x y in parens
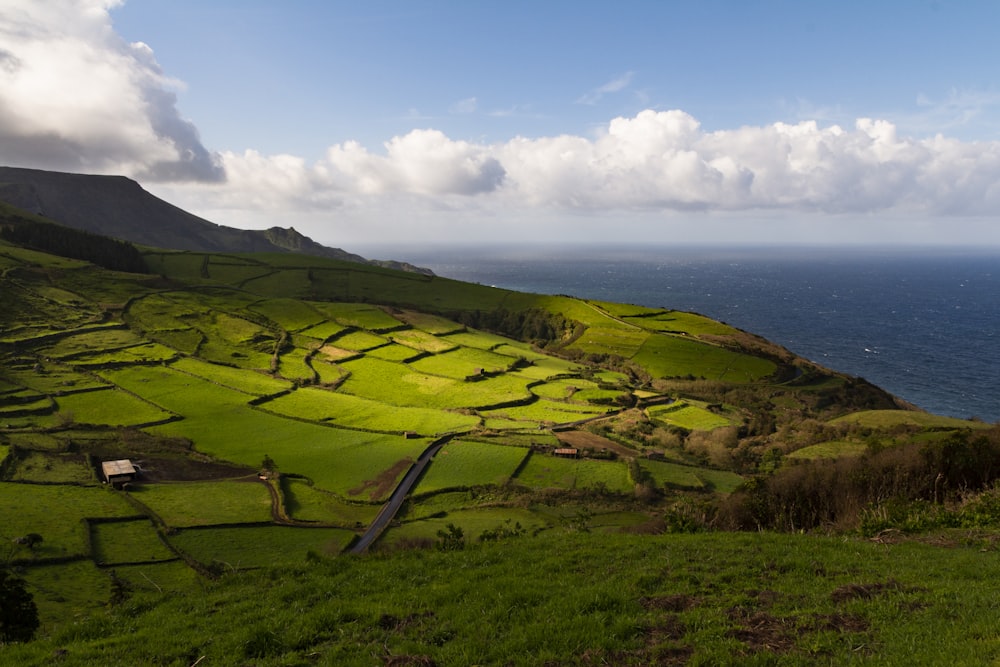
top-left (2, 1), bottom-right (1000, 247)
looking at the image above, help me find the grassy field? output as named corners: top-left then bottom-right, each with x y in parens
top-left (11, 529), bottom-right (999, 665)
top-left (648, 400), bottom-right (735, 431)
top-left (830, 409), bottom-right (988, 430)
top-left (481, 399), bottom-right (608, 425)
top-left (0, 483), bottom-right (138, 558)
top-left (7, 451), bottom-right (95, 485)
top-left (513, 452), bottom-right (633, 493)
top-left (169, 525), bottom-right (356, 568)
top-left (55, 388), bottom-right (174, 426)
top-left (280, 477), bottom-right (381, 526)
top-left (128, 480), bottom-right (272, 527)
top-left (413, 441), bottom-right (530, 494)
top-left (631, 334), bottom-right (776, 382)
top-left (90, 519), bottom-right (176, 565)
top-left (786, 440), bottom-right (870, 460)
top-left (170, 356), bottom-right (292, 396)
top-left (262, 387), bottom-right (480, 435)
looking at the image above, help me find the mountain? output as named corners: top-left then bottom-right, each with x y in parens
top-left (0, 165), bottom-right (431, 275)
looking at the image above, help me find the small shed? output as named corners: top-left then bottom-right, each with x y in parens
top-left (553, 448), bottom-right (579, 459)
top-left (101, 459), bottom-right (137, 487)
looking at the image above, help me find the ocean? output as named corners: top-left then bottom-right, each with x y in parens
top-left (362, 244), bottom-right (999, 423)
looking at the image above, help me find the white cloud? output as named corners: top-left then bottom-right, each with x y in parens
top-left (171, 108), bottom-right (1000, 232)
top-left (577, 71), bottom-right (634, 105)
top-left (0, 0), bottom-right (223, 181)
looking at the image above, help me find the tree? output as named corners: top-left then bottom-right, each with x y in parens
top-left (0, 568), bottom-right (39, 643)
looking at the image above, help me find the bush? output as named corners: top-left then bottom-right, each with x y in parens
top-left (0, 568), bottom-right (39, 643)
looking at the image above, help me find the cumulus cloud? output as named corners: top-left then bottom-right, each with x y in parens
top-left (200, 109), bottom-right (1000, 224)
top-left (0, 0), bottom-right (223, 181)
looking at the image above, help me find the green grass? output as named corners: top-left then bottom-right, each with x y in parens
top-left (171, 356), bottom-right (292, 396)
top-left (8, 451), bottom-right (95, 484)
top-left (248, 298), bottom-right (325, 331)
top-left (638, 458), bottom-right (707, 490)
top-left (414, 441), bottom-right (530, 494)
top-left (787, 440), bottom-right (870, 460)
top-left (513, 453), bottom-right (633, 493)
top-left (90, 519), bottom-right (176, 564)
top-left (338, 356), bottom-right (534, 409)
top-left (0, 483), bottom-right (137, 558)
top-left (280, 478), bottom-right (381, 526)
top-left (392, 310), bottom-right (465, 334)
top-left (127, 480), bottom-right (273, 527)
top-left (481, 399), bottom-right (607, 425)
top-left (632, 333), bottom-right (776, 382)
top-left (830, 410), bottom-right (989, 430)
top-left (262, 387), bottom-right (480, 435)
top-left (16, 530), bottom-right (999, 665)
top-left (388, 329), bottom-right (457, 353)
top-left (169, 525), bottom-right (355, 568)
top-left (55, 388), bottom-right (174, 426)
top-left (648, 401), bottom-right (735, 431)
top-left (20, 560), bottom-right (113, 634)
top-left (311, 302), bottom-right (404, 331)
top-left (331, 330), bottom-right (389, 351)
top-left (408, 347), bottom-right (517, 379)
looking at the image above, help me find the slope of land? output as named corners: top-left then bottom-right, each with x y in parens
top-left (1, 197), bottom-right (997, 663)
top-left (0, 166), bottom-right (430, 274)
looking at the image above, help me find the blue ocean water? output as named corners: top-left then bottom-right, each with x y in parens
top-left (367, 245), bottom-right (999, 423)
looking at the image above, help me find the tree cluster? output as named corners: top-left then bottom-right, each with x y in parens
top-left (0, 218), bottom-right (147, 273)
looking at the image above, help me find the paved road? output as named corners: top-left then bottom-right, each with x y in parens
top-left (348, 434), bottom-right (454, 554)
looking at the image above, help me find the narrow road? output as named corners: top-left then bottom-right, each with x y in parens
top-left (348, 434), bottom-right (455, 554)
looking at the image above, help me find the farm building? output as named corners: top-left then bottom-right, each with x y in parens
top-left (101, 459), bottom-right (137, 487)
top-left (553, 448), bottom-right (579, 459)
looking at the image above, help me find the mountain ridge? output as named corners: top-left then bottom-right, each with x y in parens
top-left (0, 165), bottom-right (431, 275)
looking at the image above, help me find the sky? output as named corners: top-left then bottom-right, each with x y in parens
top-left (2, 0), bottom-right (1000, 249)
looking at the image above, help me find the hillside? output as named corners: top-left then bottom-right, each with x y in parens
top-left (0, 166), bottom-right (430, 275)
top-left (2, 208), bottom-right (998, 663)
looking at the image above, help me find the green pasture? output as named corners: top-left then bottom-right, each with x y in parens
top-left (392, 310), bottom-right (464, 334)
top-left (0, 394), bottom-right (52, 416)
top-left (248, 298), bottom-right (325, 331)
top-left (338, 356), bottom-right (534, 409)
top-left (312, 358), bottom-right (349, 384)
top-left (280, 477), bottom-right (380, 526)
top-left (787, 440), bottom-right (869, 461)
top-left (239, 268), bottom-right (313, 298)
top-left (530, 378), bottom-right (599, 400)
top-left (331, 329), bottom-right (389, 351)
top-left (170, 356), bottom-right (292, 396)
top-left (104, 365), bottom-right (427, 496)
top-left (382, 507), bottom-right (545, 548)
top-left (8, 451), bottom-right (95, 484)
top-left (39, 329), bottom-right (145, 359)
top-left (262, 386), bottom-right (479, 435)
top-left (389, 328), bottom-right (457, 353)
top-left (481, 399), bottom-right (607, 426)
top-left (638, 459), bottom-right (707, 491)
top-left (311, 302), bottom-right (404, 331)
top-left (69, 342), bottom-right (178, 366)
top-left (830, 410), bottom-right (988, 430)
top-left (141, 252), bottom-right (207, 279)
top-left (90, 518), bottom-right (176, 564)
top-left (513, 453), bottom-right (633, 493)
top-left (169, 525), bottom-right (355, 568)
top-left (409, 346), bottom-right (517, 379)
top-left (0, 483), bottom-right (136, 558)
top-left (298, 319), bottom-right (347, 341)
top-left (21, 560), bottom-right (112, 633)
top-left (568, 325), bottom-right (648, 357)
top-left (443, 330), bottom-right (515, 350)
top-left (128, 480), bottom-right (271, 528)
top-left (111, 560), bottom-right (202, 596)
top-left (205, 262), bottom-right (273, 286)
top-left (631, 333), bottom-right (776, 382)
top-left (648, 401), bottom-right (734, 431)
top-left (365, 342), bottom-right (423, 361)
top-left (276, 346), bottom-right (315, 382)
top-left (598, 303), bottom-right (738, 337)
top-left (414, 441), bottom-right (530, 494)
top-left (56, 388), bottom-right (174, 426)
top-left (195, 311), bottom-right (277, 369)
